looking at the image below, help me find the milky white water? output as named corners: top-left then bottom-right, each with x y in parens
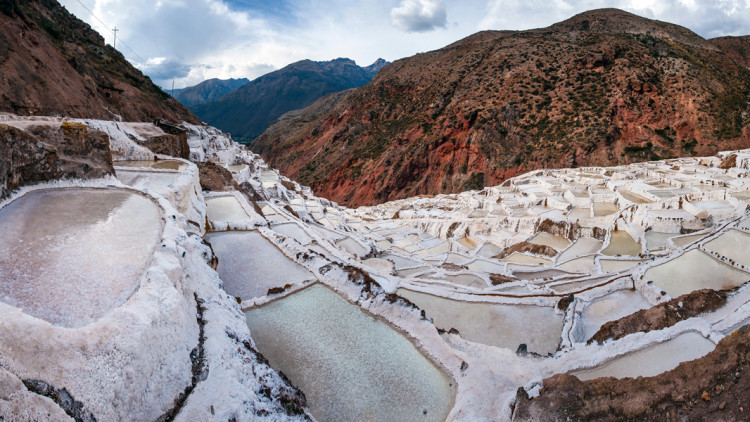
top-left (397, 288), bottom-right (563, 354)
top-left (245, 284), bottom-right (456, 422)
top-left (601, 231), bottom-right (641, 256)
top-left (205, 231), bottom-right (313, 300)
top-left (575, 290), bottom-right (651, 342)
top-left (704, 229), bottom-right (750, 267)
top-left (205, 196), bottom-right (252, 225)
top-left (0, 188), bottom-right (161, 327)
top-left (645, 249), bottom-right (749, 297)
top-left (571, 332), bottom-right (715, 380)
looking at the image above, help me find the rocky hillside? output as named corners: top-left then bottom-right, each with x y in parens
top-left (173, 77), bottom-right (250, 107)
top-left (0, 0), bottom-right (198, 122)
top-left (192, 57), bottom-right (389, 142)
top-left (253, 8), bottom-right (750, 206)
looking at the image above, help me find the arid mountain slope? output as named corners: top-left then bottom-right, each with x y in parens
top-left (711, 36), bottom-right (750, 69)
top-left (192, 58), bottom-right (389, 142)
top-left (173, 77), bottom-right (250, 107)
top-left (254, 8), bottom-right (750, 206)
top-left (0, 0), bottom-right (197, 122)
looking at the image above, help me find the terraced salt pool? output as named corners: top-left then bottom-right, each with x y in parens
top-left (113, 159), bottom-right (187, 171)
top-left (502, 252), bottom-right (554, 266)
top-left (397, 289), bottom-right (564, 354)
top-left (571, 332), bottom-right (715, 380)
top-left (205, 196), bottom-right (252, 225)
top-left (704, 229), bottom-right (750, 267)
top-left (0, 188), bottom-right (162, 327)
top-left (645, 231), bottom-right (677, 250)
top-left (601, 231), bottom-right (641, 256)
top-left (205, 231), bottom-right (313, 300)
top-left (529, 232), bottom-right (571, 251)
top-left (644, 249), bottom-right (750, 297)
top-left (599, 258), bottom-right (644, 273)
top-left (245, 284), bottom-right (456, 422)
top-left (575, 290), bottom-right (651, 342)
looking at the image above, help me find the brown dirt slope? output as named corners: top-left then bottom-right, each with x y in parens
top-left (0, 0), bottom-right (198, 123)
top-left (588, 289), bottom-right (728, 344)
top-left (254, 8), bottom-right (750, 206)
top-left (513, 325), bottom-right (750, 421)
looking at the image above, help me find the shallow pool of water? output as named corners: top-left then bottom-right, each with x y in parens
top-left (575, 290), bottom-right (651, 342)
top-left (601, 231), bottom-right (641, 256)
top-left (205, 196), bottom-right (252, 225)
top-left (671, 233), bottom-right (705, 247)
top-left (571, 332), bottom-right (715, 380)
top-left (593, 202), bottom-right (619, 217)
top-left (704, 229), bottom-right (750, 267)
top-left (444, 273), bottom-right (487, 288)
top-left (397, 289), bottom-right (563, 354)
top-left (645, 249), bottom-right (749, 297)
top-left (619, 190), bottom-right (652, 204)
top-left (245, 284), bottom-right (456, 422)
top-left (599, 259), bottom-right (644, 273)
top-left (529, 232), bottom-right (571, 251)
top-left (205, 231), bottom-right (313, 300)
top-left (502, 252), bottom-right (553, 266)
top-left (0, 188), bottom-right (162, 327)
top-left (271, 223), bottom-right (314, 245)
top-left (114, 159), bottom-right (187, 171)
top-left (557, 238), bottom-right (603, 262)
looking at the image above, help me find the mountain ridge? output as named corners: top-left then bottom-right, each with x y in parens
top-left (173, 77), bottom-right (250, 107)
top-left (191, 57), bottom-right (389, 141)
top-left (253, 8), bottom-right (750, 206)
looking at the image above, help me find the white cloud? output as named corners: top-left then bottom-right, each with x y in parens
top-left (57, 0), bottom-right (750, 89)
top-left (390, 0), bottom-right (447, 32)
top-left (479, 0), bottom-right (750, 38)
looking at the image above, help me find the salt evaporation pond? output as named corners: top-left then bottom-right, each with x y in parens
top-left (599, 258), bottom-right (644, 273)
top-left (270, 222), bottom-right (314, 245)
top-left (704, 229), bottom-right (750, 267)
top-left (601, 231), bottom-right (641, 256)
top-left (557, 238), bottom-right (603, 262)
top-left (245, 284), bottom-right (456, 422)
top-left (205, 231), bottom-right (313, 300)
top-left (645, 231), bottom-right (677, 250)
top-left (644, 249), bottom-right (750, 297)
top-left (575, 290), bottom-right (651, 342)
top-left (397, 289), bottom-right (563, 354)
top-left (205, 196), bottom-right (252, 224)
top-left (571, 332), bottom-right (715, 380)
top-left (529, 232), bottom-right (571, 251)
top-left (113, 159), bottom-right (187, 170)
top-left (0, 188), bottom-right (161, 327)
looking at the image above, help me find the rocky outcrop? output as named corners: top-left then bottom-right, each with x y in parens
top-left (196, 161), bottom-right (237, 192)
top-left (138, 121), bottom-right (190, 159)
top-left (513, 325), bottom-right (750, 421)
top-left (587, 289), bottom-right (729, 344)
top-left (254, 8), bottom-right (750, 206)
top-left (0, 122), bottom-right (113, 198)
top-left (0, 0), bottom-right (198, 123)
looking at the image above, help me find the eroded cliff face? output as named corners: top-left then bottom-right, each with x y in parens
top-left (0, 122), bottom-right (113, 198)
top-left (254, 9), bottom-right (750, 207)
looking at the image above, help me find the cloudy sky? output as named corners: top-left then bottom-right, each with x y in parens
top-left (59, 0), bottom-right (750, 89)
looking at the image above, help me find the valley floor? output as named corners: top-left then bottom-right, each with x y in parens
top-left (1, 114), bottom-right (750, 420)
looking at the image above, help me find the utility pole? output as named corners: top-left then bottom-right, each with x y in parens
top-left (171, 80), bottom-right (174, 97)
top-left (112, 26), bottom-right (119, 49)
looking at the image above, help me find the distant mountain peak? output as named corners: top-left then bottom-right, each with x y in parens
top-left (190, 57), bottom-right (386, 141)
top-left (364, 58), bottom-right (390, 74)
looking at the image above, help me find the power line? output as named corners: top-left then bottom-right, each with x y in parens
top-left (69, 0), bottom-right (174, 85)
